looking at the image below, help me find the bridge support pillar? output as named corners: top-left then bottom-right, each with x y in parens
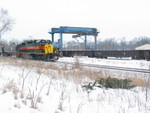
top-left (51, 33), bottom-right (54, 43)
top-left (60, 32), bottom-right (63, 50)
top-left (85, 35), bottom-right (87, 50)
top-left (95, 36), bottom-right (97, 50)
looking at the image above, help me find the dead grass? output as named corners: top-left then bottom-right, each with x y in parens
top-left (2, 80), bottom-right (19, 94)
top-left (128, 77), bottom-right (150, 87)
top-left (0, 57), bottom-right (149, 87)
top-left (37, 96), bottom-right (42, 103)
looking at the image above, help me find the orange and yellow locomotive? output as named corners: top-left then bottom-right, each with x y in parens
top-left (16, 39), bottom-right (60, 61)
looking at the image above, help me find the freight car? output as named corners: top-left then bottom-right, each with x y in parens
top-left (1, 42), bottom-right (150, 61)
top-left (16, 39), bottom-right (60, 61)
top-left (62, 50), bottom-right (150, 60)
top-left (0, 44), bottom-right (16, 57)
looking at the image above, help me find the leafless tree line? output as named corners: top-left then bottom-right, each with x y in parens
top-left (64, 36), bottom-right (150, 50)
top-left (1, 35), bottom-right (150, 52)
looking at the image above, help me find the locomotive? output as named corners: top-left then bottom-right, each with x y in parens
top-left (16, 39), bottom-right (60, 61)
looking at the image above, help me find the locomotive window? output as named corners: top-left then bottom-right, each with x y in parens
top-left (34, 40), bottom-right (37, 44)
top-left (22, 43), bottom-right (25, 45)
top-left (27, 41), bottom-right (33, 44)
top-left (36, 40), bottom-right (45, 46)
top-left (46, 40), bottom-right (52, 44)
top-left (24, 40), bottom-right (52, 46)
top-left (40, 40), bottom-right (46, 46)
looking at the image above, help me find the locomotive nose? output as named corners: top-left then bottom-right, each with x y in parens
top-left (45, 45), bottom-right (53, 54)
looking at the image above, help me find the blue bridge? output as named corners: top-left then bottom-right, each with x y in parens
top-left (48, 26), bottom-right (99, 50)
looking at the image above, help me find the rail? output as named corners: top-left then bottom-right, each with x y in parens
top-left (56, 61), bottom-right (150, 74)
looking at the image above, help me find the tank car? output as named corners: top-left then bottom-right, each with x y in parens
top-left (16, 39), bottom-right (60, 61)
top-left (0, 44), bottom-right (16, 57)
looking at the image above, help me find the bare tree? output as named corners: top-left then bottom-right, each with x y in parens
top-left (101, 38), bottom-right (118, 50)
top-left (0, 8), bottom-right (14, 39)
top-left (119, 37), bottom-right (127, 50)
top-left (129, 36), bottom-right (150, 49)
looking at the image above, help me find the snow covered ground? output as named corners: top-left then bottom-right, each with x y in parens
top-left (59, 57), bottom-right (150, 69)
top-left (59, 57), bottom-right (150, 79)
top-left (0, 57), bottom-right (149, 113)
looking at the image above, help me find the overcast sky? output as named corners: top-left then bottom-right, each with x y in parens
top-left (0, 0), bottom-right (150, 42)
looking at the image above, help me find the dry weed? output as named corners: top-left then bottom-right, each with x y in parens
top-left (14, 103), bottom-right (20, 108)
top-left (46, 64), bottom-right (61, 70)
top-left (2, 80), bottom-right (19, 94)
top-left (2, 89), bottom-right (7, 94)
top-left (26, 94), bottom-right (32, 100)
top-left (37, 96), bottom-right (42, 103)
top-left (36, 69), bottom-right (44, 75)
top-left (128, 77), bottom-right (150, 87)
top-left (22, 99), bottom-right (27, 105)
top-left (59, 67), bottom-right (104, 84)
top-left (61, 64), bottom-right (68, 71)
top-left (20, 92), bottom-right (24, 99)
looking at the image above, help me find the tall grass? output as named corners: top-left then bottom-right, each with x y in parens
top-left (0, 57), bottom-right (148, 87)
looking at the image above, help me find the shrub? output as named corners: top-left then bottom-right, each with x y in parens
top-left (83, 76), bottom-right (135, 90)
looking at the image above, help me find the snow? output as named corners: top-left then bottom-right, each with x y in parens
top-left (59, 57), bottom-right (150, 79)
top-left (59, 56), bottom-right (150, 69)
top-left (0, 57), bottom-right (149, 113)
top-left (135, 44), bottom-right (150, 50)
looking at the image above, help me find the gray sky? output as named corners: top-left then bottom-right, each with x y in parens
top-left (0, 0), bottom-right (150, 42)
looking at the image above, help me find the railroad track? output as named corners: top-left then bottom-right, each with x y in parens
top-left (57, 61), bottom-right (150, 74)
top-left (2, 56), bottom-right (149, 74)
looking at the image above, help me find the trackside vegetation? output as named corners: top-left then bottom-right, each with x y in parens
top-left (83, 76), bottom-right (135, 90)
